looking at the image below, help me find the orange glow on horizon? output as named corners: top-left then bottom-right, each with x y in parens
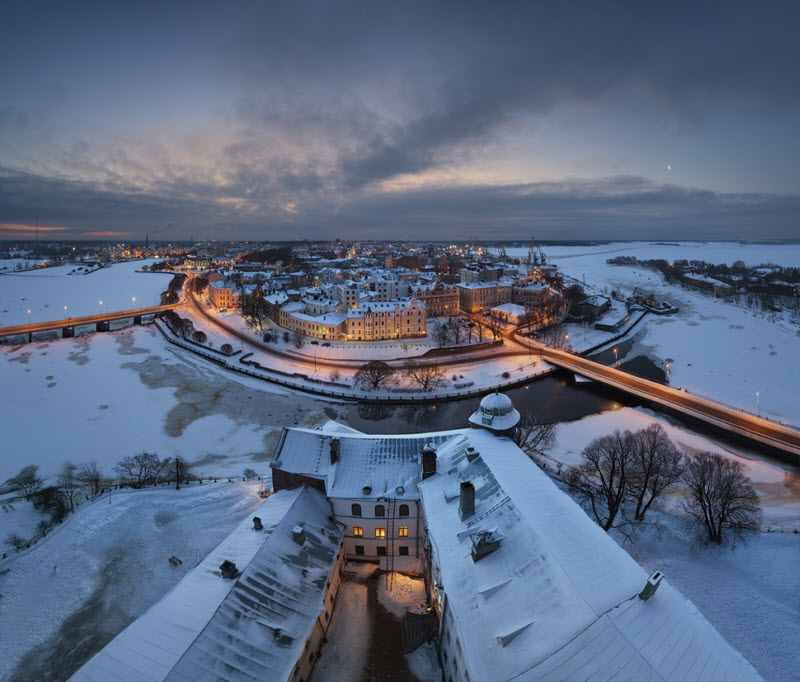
top-left (0, 224), bottom-right (68, 233)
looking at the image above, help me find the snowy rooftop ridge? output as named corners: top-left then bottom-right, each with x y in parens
top-left (420, 429), bottom-right (762, 682)
top-left (270, 427), bottom-right (456, 500)
top-left (70, 486), bottom-right (343, 682)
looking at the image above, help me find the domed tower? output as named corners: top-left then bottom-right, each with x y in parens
top-left (468, 390), bottom-right (520, 436)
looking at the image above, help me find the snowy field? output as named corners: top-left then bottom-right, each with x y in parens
top-left (0, 326), bottom-right (333, 484)
top-left (0, 259), bottom-right (173, 326)
top-left (508, 242), bottom-right (800, 424)
top-left (547, 407), bottom-right (800, 681)
top-left (0, 482), bottom-right (265, 681)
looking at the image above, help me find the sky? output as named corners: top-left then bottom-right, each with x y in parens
top-left (1, 0), bottom-right (799, 242)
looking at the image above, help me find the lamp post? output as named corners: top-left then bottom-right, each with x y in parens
top-left (64, 305), bottom-right (68, 320)
top-left (665, 363), bottom-right (670, 384)
top-left (132, 296), bottom-right (136, 310)
top-left (756, 392), bottom-right (760, 418)
top-left (27, 309), bottom-right (31, 326)
top-left (98, 300), bottom-right (103, 316)
top-left (613, 347), bottom-right (618, 365)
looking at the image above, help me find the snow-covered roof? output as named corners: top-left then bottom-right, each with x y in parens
top-left (490, 302), bottom-right (527, 316)
top-left (270, 428), bottom-right (453, 500)
top-left (468, 391), bottom-right (521, 431)
top-left (71, 486), bottom-right (343, 682)
top-left (419, 430), bottom-right (760, 682)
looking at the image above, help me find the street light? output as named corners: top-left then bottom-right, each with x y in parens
top-left (99, 300), bottom-right (103, 315)
top-left (613, 347), bottom-right (618, 365)
top-left (756, 392), bottom-right (760, 418)
top-left (132, 296), bottom-right (136, 309)
top-left (665, 363), bottom-right (670, 384)
top-left (64, 305), bottom-right (68, 320)
top-left (27, 309), bottom-right (31, 326)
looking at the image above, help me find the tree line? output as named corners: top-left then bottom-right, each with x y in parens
top-left (566, 424), bottom-right (761, 547)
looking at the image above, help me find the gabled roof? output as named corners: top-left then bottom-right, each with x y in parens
top-left (419, 429), bottom-right (761, 682)
top-left (270, 427), bottom-right (455, 500)
top-left (71, 487), bottom-right (343, 682)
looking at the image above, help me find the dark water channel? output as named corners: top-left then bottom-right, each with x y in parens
top-left (345, 354), bottom-right (663, 435)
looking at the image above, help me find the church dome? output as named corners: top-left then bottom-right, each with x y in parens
top-left (468, 391), bottom-right (520, 432)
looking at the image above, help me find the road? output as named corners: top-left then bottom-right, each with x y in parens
top-left (0, 303), bottom-right (182, 338)
top-left (516, 335), bottom-right (800, 458)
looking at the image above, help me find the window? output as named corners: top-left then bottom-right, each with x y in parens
top-left (355, 545), bottom-right (364, 556)
top-left (375, 527), bottom-right (385, 538)
top-left (353, 526), bottom-right (363, 537)
top-left (351, 503), bottom-right (362, 517)
top-left (398, 526), bottom-right (408, 537)
top-left (399, 546), bottom-right (409, 556)
top-left (398, 504), bottom-right (410, 517)
top-left (377, 546), bottom-right (387, 556)
top-left (375, 504), bottom-right (385, 517)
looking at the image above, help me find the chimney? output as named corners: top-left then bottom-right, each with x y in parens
top-left (292, 525), bottom-right (306, 545)
top-left (465, 446), bottom-right (480, 462)
top-left (253, 516), bottom-right (263, 531)
top-left (638, 571), bottom-right (663, 601)
top-left (330, 438), bottom-right (340, 465)
top-left (219, 560), bottom-right (239, 579)
top-left (459, 481), bottom-right (475, 518)
top-left (421, 444), bottom-right (437, 479)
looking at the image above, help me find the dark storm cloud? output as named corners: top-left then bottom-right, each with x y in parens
top-left (228, 1), bottom-right (800, 188)
top-left (2, 1), bottom-right (799, 238)
top-left (3, 165), bottom-right (797, 241)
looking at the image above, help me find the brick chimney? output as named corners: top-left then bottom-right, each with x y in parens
top-left (421, 444), bottom-right (437, 479)
top-left (459, 481), bottom-right (475, 518)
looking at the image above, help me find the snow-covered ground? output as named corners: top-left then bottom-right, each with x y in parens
top-left (0, 482), bottom-right (265, 681)
top-left (0, 260), bottom-right (172, 326)
top-left (377, 572), bottom-right (428, 618)
top-left (508, 242), bottom-right (800, 424)
top-left (0, 326), bottom-right (332, 484)
top-left (544, 406), bottom-right (800, 681)
top-left (309, 582), bottom-right (370, 682)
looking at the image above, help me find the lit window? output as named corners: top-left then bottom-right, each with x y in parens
top-left (375, 527), bottom-right (385, 538)
top-left (398, 526), bottom-right (408, 537)
top-left (353, 526), bottom-right (363, 537)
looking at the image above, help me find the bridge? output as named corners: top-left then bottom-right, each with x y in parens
top-left (524, 339), bottom-right (800, 462)
top-left (0, 303), bottom-right (181, 342)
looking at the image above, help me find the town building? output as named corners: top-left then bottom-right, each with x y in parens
top-left (208, 280), bottom-right (241, 310)
top-left (410, 280), bottom-right (460, 317)
top-left (489, 302), bottom-right (528, 326)
top-left (344, 299), bottom-right (427, 341)
top-left (456, 281), bottom-right (512, 313)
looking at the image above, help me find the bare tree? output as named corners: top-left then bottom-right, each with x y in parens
top-left (57, 462), bottom-right (80, 512)
top-left (468, 312), bottom-right (485, 341)
top-left (243, 468), bottom-right (258, 481)
top-left (114, 453), bottom-right (171, 488)
top-left (403, 359), bottom-right (445, 392)
top-left (4, 533), bottom-right (27, 553)
top-left (173, 455), bottom-right (193, 489)
top-left (448, 316), bottom-right (466, 345)
top-left (354, 360), bottom-right (395, 389)
top-left (76, 461), bottom-right (103, 496)
top-left (292, 331), bottom-right (304, 348)
top-left (683, 452), bottom-right (761, 546)
top-left (484, 313), bottom-right (503, 340)
top-left (433, 321), bottom-right (451, 347)
top-left (629, 424), bottom-right (684, 521)
top-left (4, 465), bottom-right (43, 501)
top-left (512, 411), bottom-right (556, 453)
top-left (567, 430), bottom-right (637, 534)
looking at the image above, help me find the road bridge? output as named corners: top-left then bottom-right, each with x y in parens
top-left (524, 339), bottom-right (800, 462)
top-left (0, 303), bottom-right (181, 342)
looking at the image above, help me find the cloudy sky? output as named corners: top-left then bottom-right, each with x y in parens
top-left (1, 1), bottom-right (798, 242)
